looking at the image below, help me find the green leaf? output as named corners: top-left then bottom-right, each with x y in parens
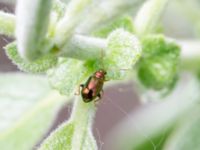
top-left (16, 0), bottom-right (53, 61)
top-left (47, 58), bottom-right (90, 96)
top-left (0, 73), bottom-right (67, 150)
top-left (141, 35), bottom-right (180, 58)
top-left (39, 98), bottom-right (97, 150)
top-left (48, 30), bottom-right (141, 95)
top-left (106, 29), bottom-right (141, 79)
top-left (92, 16), bottom-right (134, 38)
top-left (39, 122), bottom-right (74, 150)
top-left (134, 130), bottom-right (171, 150)
top-left (5, 42), bottom-right (57, 73)
top-left (39, 122), bottom-right (97, 150)
top-left (163, 108), bottom-right (200, 150)
top-left (137, 35), bottom-right (180, 90)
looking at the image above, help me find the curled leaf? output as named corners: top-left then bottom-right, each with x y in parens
top-left (137, 35), bottom-right (180, 90)
top-left (47, 58), bottom-right (89, 96)
top-left (5, 42), bottom-right (57, 73)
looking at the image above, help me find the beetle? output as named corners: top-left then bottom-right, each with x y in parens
top-left (78, 69), bottom-right (107, 103)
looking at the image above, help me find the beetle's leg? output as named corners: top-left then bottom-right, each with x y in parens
top-left (75, 84), bottom-right (84, 95)
top-left (94, 90), bottom-right (103, 104)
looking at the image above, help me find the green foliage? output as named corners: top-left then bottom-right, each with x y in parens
top-left (39, 98), bottom-right (97, 150)
top-left (5, 42), bottom-right (58, 73)
top-left (39, 122), bottom-right (74, 150)
top-left (47, 58), bottom-right (90, 96)
top-left (106, 29), bottom-right (141, 79)
top-left (134, 131), bottom-right (171, 150)
top-left (0, 0), bottom-right (195, 150)
top-left (0, 73), bottom-right (66, 150)
top-left (137, 35), bottom-right (180, 90)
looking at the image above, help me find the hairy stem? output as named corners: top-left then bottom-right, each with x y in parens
top-left (60, 34), bottom-right (107, 60)
top-left (77, 0), bottom-right (146, 34)
top-left (135, 0), bottom-right (170, 35)
top-left (70, 97), bottom-right (96, 150)
top-left (178, 40), bottom-right (200, 73)
top-left (54, 0), bottom-right (92, 47)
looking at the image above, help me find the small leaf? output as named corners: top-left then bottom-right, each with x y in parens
top-left (163, 109), bottom-right (200, 150)
top-left (134, 130), bottom-right (171, 150)
top-left (5, 42), bottom-right (57, 73)
top-left (39, 122), bottom-right (97, 150)
top-left (16, 0), bottom-right (53, 61)
top-left (39, 122), bottom-right (74, 150)
top-left (92, 16), bottom-right (134, 38)
top-left (106, 28), bottom-right (141, 79)
top-left (137, 35), bottom-right (180, 90)
top-left (138, 56), bottom-right (178, 90)
top-left (39, 98), bottom-right (97, 150)
top-left (47, 58), bottom-right (90, 96)
top-left (0, 73), bottom-right (67, 150)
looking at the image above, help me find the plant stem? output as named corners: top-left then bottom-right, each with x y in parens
top-left (134, 0), bottom-right (170, 35)
top-left (77, 0), bottom-right (146, 34)
top-left (70, 97), bottom-right (96, 150)
top-left (60, 34), bottom-right (107, 60)
top-left (178, 40), bottom-right (200, 73)
top-left (175, 0), bottom-right (200, 37)
top-left (16, 0), bottom-right (53, 61)
top-left (54, 0), bottom-right (92, 47)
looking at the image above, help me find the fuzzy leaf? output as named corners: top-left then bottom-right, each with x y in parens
top-left (5, 42), bottom-right (57, 73)
top-left (92, 16), bottom-right (134, 38)
top-left (106, 29), bottom-right (141, 79)
top-left (39, 98), bottom-right (97, 150)
top-left (47, 58), bottom-right (90, 96)
top-left (39, 122), bottom-right (97, 150)
top-left (16, 0), bottom-right (53, 61)
top-left (0, 73), bottom-right (66, 150)
top-left (137, 35), bottom-right (180, 90)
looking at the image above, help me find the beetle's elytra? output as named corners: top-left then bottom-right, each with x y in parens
top-left (79, 69), bottom-right (107, 103)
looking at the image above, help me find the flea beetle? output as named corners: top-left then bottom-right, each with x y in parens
top-left (78, 69), bottom-right (107, 103)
